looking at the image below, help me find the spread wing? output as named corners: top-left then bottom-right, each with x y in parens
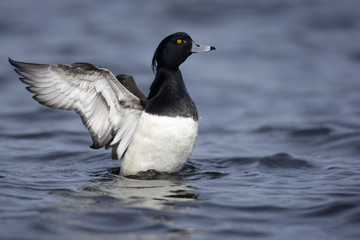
top-left (9, 58), bottom-right (144, 159)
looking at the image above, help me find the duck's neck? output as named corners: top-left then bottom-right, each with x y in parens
top-left (145, 67), bottom-right (198, 120)
top-left (148, 68), bottom-right (183, 99)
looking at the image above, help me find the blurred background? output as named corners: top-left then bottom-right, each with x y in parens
top-left (1, 0), bottom-right (360, 239)
top-left (1, 0), bottom-right (360, 158)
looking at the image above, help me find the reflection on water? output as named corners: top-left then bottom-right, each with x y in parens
top-left (80, 174), bottom-right (199, 212)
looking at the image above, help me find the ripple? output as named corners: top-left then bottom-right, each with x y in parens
top-left (302, 201), bottom-right (359, 218)
top-left (258, 153), bottom-right (315, 170)
top-left (2, 130), bottom-right (86, 140)
top-left (306, 12), bottom-right (357, 31)
top-left (195, 153), bottom-right (315, 174)
top-left (254, 125), bottom-right (333, 138)
top-left (290, 127), bottom-right (332, 137)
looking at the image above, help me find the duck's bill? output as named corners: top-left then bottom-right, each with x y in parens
top-left (191, 42), bottom-right (216, 53)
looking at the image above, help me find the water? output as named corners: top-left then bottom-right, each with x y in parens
top-left (1, 0), bottom-right (360, 239)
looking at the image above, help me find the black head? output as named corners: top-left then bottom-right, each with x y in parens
top-left (152, 32), bottom-right (192, 72)
top-left (152, 32), bottom-right (215, 72)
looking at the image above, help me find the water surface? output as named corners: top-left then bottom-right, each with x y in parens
top-left (1, 0), bottom-right (360, 239)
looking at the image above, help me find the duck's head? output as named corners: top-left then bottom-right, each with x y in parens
top-left (152, 32), bottom-right (215, 72)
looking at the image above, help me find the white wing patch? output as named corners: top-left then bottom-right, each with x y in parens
top-left (10, 59), bottom-right (144, 159)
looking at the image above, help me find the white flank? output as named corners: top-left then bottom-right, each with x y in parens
top-left (120, 112), bottom-right (198, 176)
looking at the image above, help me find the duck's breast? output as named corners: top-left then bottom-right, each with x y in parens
top-left (120, 112), bottom-right (198, 176)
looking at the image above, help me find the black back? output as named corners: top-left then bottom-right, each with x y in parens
top-left (116, 74), bottom-right (147, 107)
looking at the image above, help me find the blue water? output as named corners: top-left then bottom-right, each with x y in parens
top-left (1, 0), bottom-right (360, 239)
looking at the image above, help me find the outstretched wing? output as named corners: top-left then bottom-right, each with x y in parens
top-left (9, 58), bottom-right (144, 159)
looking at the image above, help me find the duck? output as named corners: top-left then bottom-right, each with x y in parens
top-left (9, 32), bottom-right (215, 176)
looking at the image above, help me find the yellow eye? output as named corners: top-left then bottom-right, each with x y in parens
top-left (176, 39), bottom-right (182, 44)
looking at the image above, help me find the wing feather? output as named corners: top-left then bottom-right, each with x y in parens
top-left (9, 58), bottom-right (144, 159)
